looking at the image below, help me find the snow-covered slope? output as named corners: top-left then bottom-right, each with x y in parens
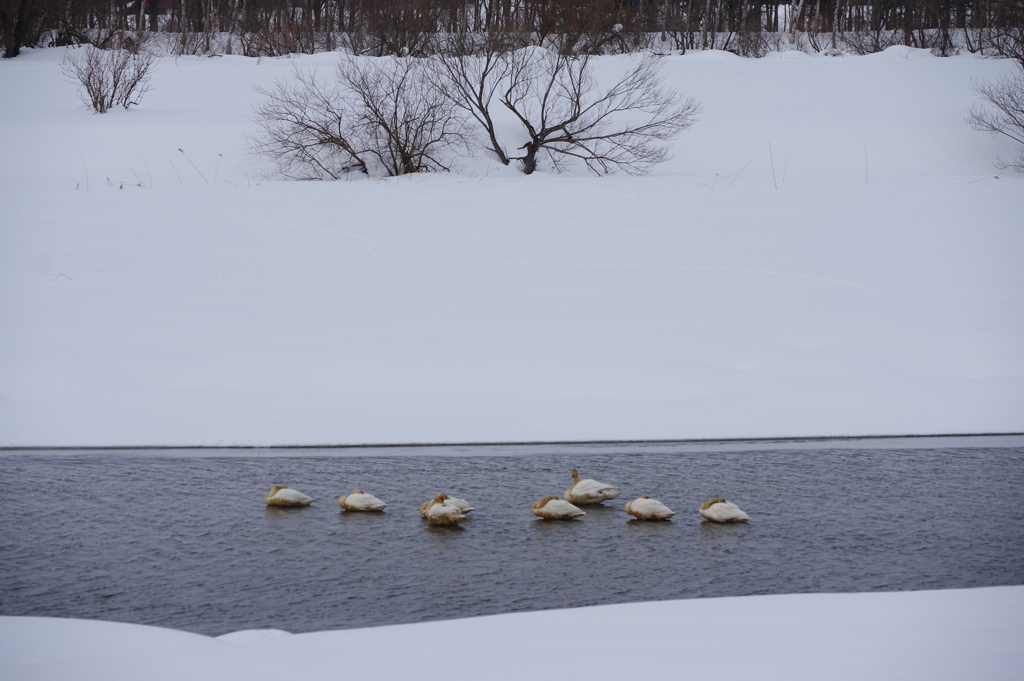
top-left (1, 48), bottom-right (1021, 446)
top-left (3, 587), bottom-right (1022, 680)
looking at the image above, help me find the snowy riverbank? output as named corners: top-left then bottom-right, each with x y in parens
top-left (2, 47), bottom-right (1022, 447)
top-left (3, 586), bottom-right (1022, 680)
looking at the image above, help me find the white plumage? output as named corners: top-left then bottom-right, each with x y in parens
top-left (441, 496), bottom-right (475, 513)
top-left (263, 485), bottom-right (315, 507)
top-left (419, 493), bottom-right (474, 519)
top-left (699, 498), bottom-right (751, 523)
top-left (564, 468), bottom-right (620, 504)
top-left (624, 496), bottom-right (677, 520)
top-left (532, 496), bottom-right (586, 520)
top-left (422, 495), bottom-right (469, 525)
top-left (338, 490), bottom-right (387, 512)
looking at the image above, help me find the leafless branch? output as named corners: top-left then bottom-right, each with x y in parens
top-left (498, 49), bottom-right (700, 175)
top-left (429, 32), bottom-right (525, 166)
top-left (247, 66), bottom-right (367, 180)
top-left (248, 56), bottom-right (474, 179)
top-left (61, 46), bottom-right (155, 114)
top-left (967, 66), bottom-right (1024, 171)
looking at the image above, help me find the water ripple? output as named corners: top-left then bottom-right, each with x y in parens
top-left (1, 444), bottom-right (1022, 635)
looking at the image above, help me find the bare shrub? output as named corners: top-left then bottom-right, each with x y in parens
top-left (981, 27), bottom-right (1024, 68)
top-left (346, 0), bottom-right (437, 57)
top-left (118, 29), bottom-right (151, 54)
top-left (338, 56), bottom-right (474, 175)
top-left (736, 27), bottom-right (770, 58)
top-left (841, 28), bottom-right (904, 55)
top-left (498, 49), bottom-right (701, 175)
top-left (249, 56), bottom-right (474, 179)
top-left (967, 66), bottom-right (1024, 171)
top-left (237, 22), bottom-right (319, 58)
top-left (60, 45), bottom-right (155, 113)
top-left (47, 25), bottom-right (151, 52)
top-left (170, 29), bottom-right (213, 56)
top-left (249, 67), bottom-right (366, 179)
top-left (526, 0), bottom-right (652, 56)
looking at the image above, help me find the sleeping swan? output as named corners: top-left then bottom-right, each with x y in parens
top-left (419, 494), bottom-right (475, 518)
top-left (699, 498), bottom-right (751, 523)
top-left (624, 496), bottom-right (677, 520)
top-left (442, 496), bottom-right (475, 513)
top-left (338, 490), bottom-right (387, 512)
top-left (532, 496), bottom-right (586, 520)
top-left (564, 468), bottom-right (620, 505)
top-left (421, 494), bottom-right (469, 525)
top-left (263, 485), bottom-right (315, 507)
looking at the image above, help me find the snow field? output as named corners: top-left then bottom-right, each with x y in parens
top-left (2, 587), bottom-right (1022, 680)
top-left (0, 46), bottom-right (1022, 446)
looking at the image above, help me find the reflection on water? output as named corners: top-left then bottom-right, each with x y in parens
top-left (1, 443), bottom-right (1023, 635)
top-left (264, 506), bottom-right (311, 518)
top-left (529, 517), bottom-right (584, 535)
top-left (626, 518), bottom-right (674, 528)
top-left (697, 521), bottom-right (751, 552)
top-left (423, 522), bottom-right (467, 535)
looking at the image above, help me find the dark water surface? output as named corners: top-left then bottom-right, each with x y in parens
top-left (2, 438), bottom-right (1023, 635)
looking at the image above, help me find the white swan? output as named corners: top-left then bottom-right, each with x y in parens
top-left (699, 498), bottom-right (751, 523)
top-left (564, 468), bottom-right (620, 504)
top-left (442, 496), bottom-right (475, 513)
top-left (421, 494), bottom-right (469, 526)
top-left (338, 490), bottom-right (387, 512)
top-left (263, 485), bottom-right (315, 507)
top-left (419, 494), bottom-right (474, 518)
top-left (624, 496), bottom-right (677, 520)
top-left (532, 496), bottom-right (586, 520)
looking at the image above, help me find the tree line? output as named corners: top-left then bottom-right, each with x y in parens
top-left (3, 0), bottom-right (1022, 59)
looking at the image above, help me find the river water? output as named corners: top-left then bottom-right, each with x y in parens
top-left (2, 437), bottom-right (1022, 635)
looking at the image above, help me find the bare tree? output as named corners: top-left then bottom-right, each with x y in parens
top-left (499, 48), bottom-right (700, 175)
top-left (9, 0), bottom-right (1024, 63)
top-left (337, 55), bottom-right (475, 175)
top-left (429, 32), bottom-right (524, 166)
top-left (1, 0), bottom-right (46, 58)
top-left (968, 66), bottom-right (1024, 171)
top-left (61, 45), bottom-right (155, 113)
top-left (249, 56), bottom-right (474, 179)
top-left (249, 67), bottom-right (368, 179)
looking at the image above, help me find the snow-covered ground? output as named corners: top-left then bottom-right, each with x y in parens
top-left (1, 47), bottom-right (1022, 446)
top-left (3, 586), bottom-right (1022, 680)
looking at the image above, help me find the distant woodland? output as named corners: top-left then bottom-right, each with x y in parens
top-left (3, 0), bottom-right (1023, 59)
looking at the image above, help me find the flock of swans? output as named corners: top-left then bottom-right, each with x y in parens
top-left (263, 467), bottom-right (752, 526)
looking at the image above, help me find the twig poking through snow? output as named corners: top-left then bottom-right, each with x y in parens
top-left (769, 141), bottom-right (778, 190)
top-left (178, 148), bottom-right (209, 183)
top-left (728, 159), bottom-right (753, 186)
top-left (75, 150), bottom-right (90, 192)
